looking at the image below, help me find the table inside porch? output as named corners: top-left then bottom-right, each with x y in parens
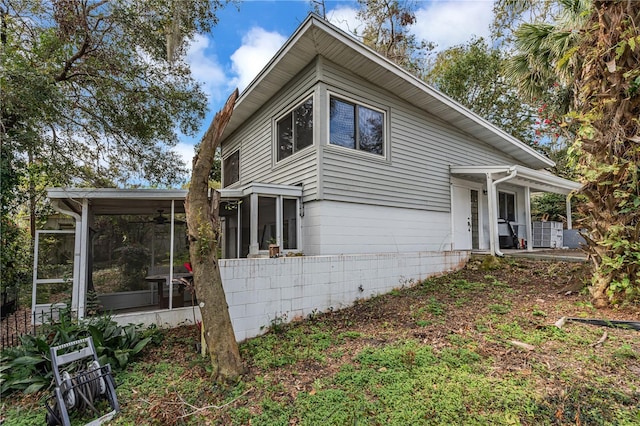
top-left (144, 273), bottom-right (193, 309)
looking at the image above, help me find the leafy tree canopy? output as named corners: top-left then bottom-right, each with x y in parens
top-left (355, 0), bottom-right (434, 77)
top-left (424, 37), bottom-right (538, 148)
top-left (1, 0), bottom-right (228, 196)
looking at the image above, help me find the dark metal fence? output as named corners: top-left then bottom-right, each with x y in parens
top-left (1, 309), bottom-right (34, 349)
top-left (1, 306), bottom-right (65, 350)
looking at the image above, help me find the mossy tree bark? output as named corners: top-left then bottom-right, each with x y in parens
top-left (573, 1), bottom-right (640, 307)
top-left (185, 89), bottom-right (244, 382)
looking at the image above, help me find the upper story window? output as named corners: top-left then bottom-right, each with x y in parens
top-left (222, 150), bottom-right (239, 187)
top-left (329, 96), bottom-right (384, 155)
top-left (277, 97), bottom-right (313, 161)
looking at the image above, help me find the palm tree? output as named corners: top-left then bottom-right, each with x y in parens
top-left (501, 0), bottom-right (640, 307)
top-left (504, 0), bottom-right (591, 109)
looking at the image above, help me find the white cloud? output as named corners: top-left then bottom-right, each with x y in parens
top-left (326, 5), bottom-right (362, 35)
top-left (229, 27), bottom-right (287, 92)
top-left (174, 142), bottom-right (197, 173)
top-left (413, 1), bottom-right (494, 51)
top-left (186, 34), bottom-right (228, 102)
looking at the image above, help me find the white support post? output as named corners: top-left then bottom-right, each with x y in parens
top-left (566, 196), bottom-right (573, 230)
top-left (524, 186), bottom-right (533, 252)
top-left (486, 173), bottom-right (496, 256)
top-left (236, 203), bottom-right (241, 258)
top-left (77, 199), bottom-right (89, 319)
top-left (276, 196), bottom-right (282, 247)
top-left (168, 200), bottom-right (175, 309)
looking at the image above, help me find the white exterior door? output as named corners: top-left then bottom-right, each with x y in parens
top-left (452, 185), bottom-right (472, 250)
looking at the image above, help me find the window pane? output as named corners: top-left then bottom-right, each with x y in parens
top-left (498, 192), bottom-right (516, 222)
top-left (358, 106), bottom-right (383, 155)
top-left (507, 193), bottom-right (515, 221)
top-left (277, 115), bottom-right (293, 161)
top-left (223, 150), bottom-right (239, 187)
top-left (294, 98), bottom-right (313, 152)
top-left (282, 198), bottom-right (297, 250)
top-left (330, 98), bottom-right (355, 149)
top-left (258, 197), bottom-right (277, 250)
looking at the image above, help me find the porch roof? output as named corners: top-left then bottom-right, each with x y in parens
top-left (450, 165), bottom-right (582, 195)
top-left (47, 183), bottom-right (304, 216)
top-left (47, 188), bottom-right (189, 215)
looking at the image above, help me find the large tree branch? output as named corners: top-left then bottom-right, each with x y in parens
top-left (55, 36), bottom-right (91, 82)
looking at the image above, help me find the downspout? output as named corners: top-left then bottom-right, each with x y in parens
top-left (50, 200), bottom-right (82, 316)
top-left (491, 167), bottom-right (518, 257)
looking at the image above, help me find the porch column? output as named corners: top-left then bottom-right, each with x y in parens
top-left (566, 196), bottom-right (573, 230)
top-left (249, 193), bottom-right (259, 255)
top-left (275, 196), bottom-right (282, 246)
top-left (524, 186), bottom-right (533, 252)
top-left (486, 173), bottom-right (497, 256)
top-left (76, 199), bottom-right (90, 319)
top-left (168, 199), bottom-right (175, 309)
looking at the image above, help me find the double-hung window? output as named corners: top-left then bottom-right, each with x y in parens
top-left (329, 96), bottom-right (384, 155)
top-left (277, 97), bottom-right (313, 161)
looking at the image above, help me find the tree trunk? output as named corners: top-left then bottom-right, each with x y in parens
top-left (573, 1), bottom-right (640, 306)
top-left (185, 89), bottom-right (244, 382)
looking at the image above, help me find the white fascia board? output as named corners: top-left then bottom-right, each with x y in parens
top-left (47, 187), bottom-right (188, 200)
top-left (513, 166), bottom-right (581, 191)
top-left (449, 165), bottom-right (581, 194)
top-left (219, 183), bottom-right (303, 199)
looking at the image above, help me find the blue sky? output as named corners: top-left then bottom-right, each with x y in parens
top-left (175, 0), bottom-right (496, 168)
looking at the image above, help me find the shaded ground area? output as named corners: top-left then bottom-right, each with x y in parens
top-left (3, 256), bottom-right (639, 425)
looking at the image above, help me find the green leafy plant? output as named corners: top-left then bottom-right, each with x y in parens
top-left (0, 309), bottom-right (159, 396)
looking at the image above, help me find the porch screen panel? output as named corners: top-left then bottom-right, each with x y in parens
top-left (241, 197), bottom-right (251, 258)
top-left (258, 197), bottom-right (277, 250)
top-left (33, 231), bottom-right (75, 320)
top-left (282, 198), bottom-right (297, 250)
top-left (36, 232), bottom-right (75, 280)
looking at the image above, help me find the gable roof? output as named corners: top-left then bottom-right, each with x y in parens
top-left (221, 13), bottom-right (554, 170)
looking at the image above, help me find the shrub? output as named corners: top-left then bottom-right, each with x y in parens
top-left (0, 308), bottom-right (160, 396)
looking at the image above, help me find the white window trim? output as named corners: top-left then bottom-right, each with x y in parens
top-left (326, 91), bottom-right (389, 160)
top-left (273, 92), bottom-right (315, 165)
top-left (254, 195), bottom-right (302, 255)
